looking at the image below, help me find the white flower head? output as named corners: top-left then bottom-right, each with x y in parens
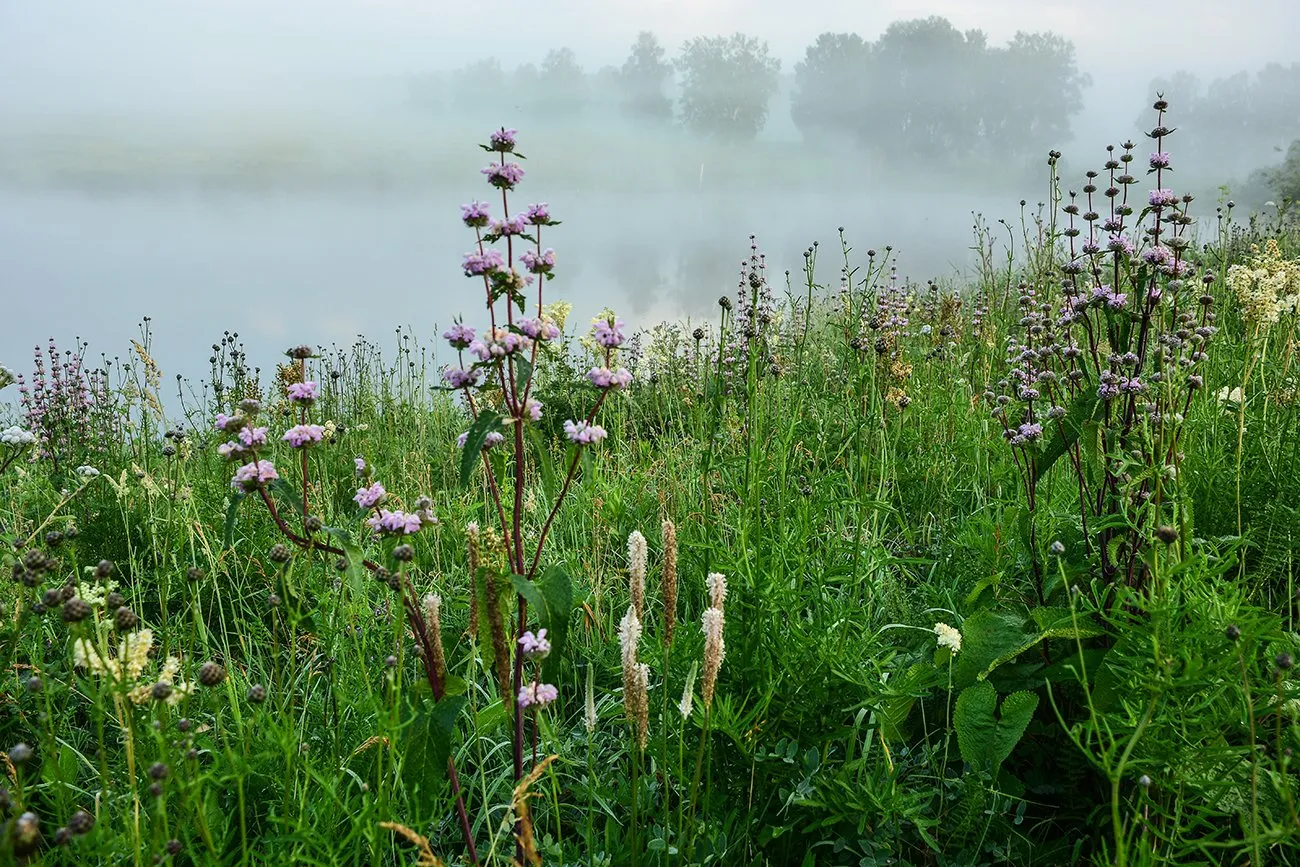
top-left (934, 622), bottom-right (962, 654)
top-left (705, 572), bottom-right (727, 610)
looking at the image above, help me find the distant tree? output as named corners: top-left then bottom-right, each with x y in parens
top-left (533, 48), bottom-right (588, 116)
top-left (1267, 139), bottom-right (1300, 205)
top-left (453, 58), bottom-right (509, 114)
top-left (790, 33), bottom-right (872, 145)
top-left (619, 32), bottom-right (673, 123)
top-left (979, 32), bottom-right (1090, 157)
top-left (860, 17), bottom-right (986, 158)
top-left (675, 34), bottom-right (781, 141)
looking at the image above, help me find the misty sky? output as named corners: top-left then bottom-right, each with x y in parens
top-left (2, 0), bottom-right (1294, 112)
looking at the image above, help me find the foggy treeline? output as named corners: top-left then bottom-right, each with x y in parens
top-left (409, 16), bottom-right (1300, 202)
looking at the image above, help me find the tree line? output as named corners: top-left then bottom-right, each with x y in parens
top-left (409, 18), bottom-right (1300, 177)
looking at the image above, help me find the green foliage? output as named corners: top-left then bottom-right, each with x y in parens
top-left (954, 681), bottom-right (1038, 772)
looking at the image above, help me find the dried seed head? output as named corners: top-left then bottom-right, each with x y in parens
top-left (114, 606), bottom-right (139, 632)
top-left (701, 607), bottom-right (726, 710)
top-left (95, 559), bottom-right (114, 578)
top-left (247, 684), bottom-right (267, 703)
top-left (151, 682), bottom-right (172, 702)
top-left (627, 531), bottom-right (647, 622)
top-left (662, 519), bottom-right (678, 645)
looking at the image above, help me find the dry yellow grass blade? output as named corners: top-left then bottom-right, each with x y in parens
top-left (378, 821), bottom-right (445, 866)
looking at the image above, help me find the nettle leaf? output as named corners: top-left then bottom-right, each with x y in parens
top-left (459, 410), bottom-right (502, 487)
top-left (954, 610), bottom-right (1036, 687)
top-left (954, 682), bottom-right (1039, 772)
top-left (402, 693), bottom-right (467, 809)
top-left (223, 491), bottom-right (247, 548)
top-left (1035, 389), bottom-right (1099, 485)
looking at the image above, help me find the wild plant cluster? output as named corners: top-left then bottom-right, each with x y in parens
top-left (2, 103), bottom-right (1300, 866)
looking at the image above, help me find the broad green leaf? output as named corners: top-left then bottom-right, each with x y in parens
top-left (536, 564), bottom-right (574, 683)
top-left (459, 410), bottom-right (502, 487)
top-left (954, 682), bottom-right (1038, 772)
top-left (513, 356), bottom-right (533, 395)
top-left (402, 694), bottom-right (467, 809)
top-left (1035, 389), bottom-right (1099, 485)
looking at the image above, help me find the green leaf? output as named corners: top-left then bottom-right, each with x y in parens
top-left (526, 424), bottom-right (558, 502)
top-left (954, 682), bottom-right (1038, 772)
top-left (954, 610), bottom-right (1036, 686)
top-left (266, 477), bottom-right (305, 517)
top-left (1035, 389), bottom-right (1099, 484)
top-left (459, 410), bottom-right (502, 487)
top-left (223, 491), bottom-right (247, 549)
top-left (510, 573), bottom-right (546, 615)
top-left (536, 564), bottom-right (574, 683)
top-left (322, 526), bottom-right (366, 586)
top-left (513, 355), bottom-right (533, 395)
top-left (402, 694), bottom-right (467, 808)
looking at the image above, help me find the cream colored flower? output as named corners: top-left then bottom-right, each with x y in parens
top-left (934, 622), bottom-right (962, 654)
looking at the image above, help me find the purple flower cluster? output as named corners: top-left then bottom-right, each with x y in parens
top-left (282, 424), bottom-right (325, 448)
top-left (593, 318), bottom-right (627, 348)
top-left (563, 420), bottom-right (607, 445)
top-left (521, 248), bottom-right (556, 275)
top-left (587, 367), bottom-right (632, 390)
top-left (366, 509), bottom-right (424, 535)
top-left (516, 316), bottom-right (561, 341)
top-left (518, 629), bottom-right (551, 658)
top-left (443, 323), bottom-right (476, 350)
top-left (461, 201), bottom-right (491, 228)
top-left (518, 682), bottom-right (558, 708)
top-left (287, 381), bottom-right (319, 404)
top-left (1148, 189), bottom-right (1177, 208)
top-left (491, 215), bottom-right (529, 237)
top-left (441, 367), bottom-right (480, 389)
top-left (469, 327), bottom-right (532, 361)
top-left (482, 162), bottom-right (525, 190)
top-left (525, 398), bottom-right (543, 422)
top-left (524, 203), bottom-right (552, 225)
top-left (239, 426), bottom-right (269, 447)
top-left (457, 430), bottom-right (506, 450)
top-left (488, 128), bottom-right (517, 152)
top-left (462, 249), bottom-right (506, 277)
top-left (1149, 152), bottom-right (1171, 169)
top-left (354, 481), bottom-right (387, 509)
top-left (231, 460), bottom-right (278, 491)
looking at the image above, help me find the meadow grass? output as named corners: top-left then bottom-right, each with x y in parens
top-left (2, 107), bottom-right (1300, 866)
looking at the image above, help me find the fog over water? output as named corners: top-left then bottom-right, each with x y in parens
top-left (1, 0), bottom-right (1296, 387)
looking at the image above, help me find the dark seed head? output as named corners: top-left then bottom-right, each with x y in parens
top-left (186, 566), bottom-right (205, 582)
top-left (105, 591), bottom-right (125, 610)
top-left (1154, 525), bottom-right (1178, 545)
top-left (115, 606), bottom-right (139, 631)
top-left (1276, 653), bottom-right (1294, 671)
top-left (53, 826), bottom-right (73, 846)
top-left (148, 782), bottom-right (163, 798)
top-left (67, 809), bottom-right (95, 835)
top-left (42, 588), bottom-right (63, 608)
top-left (62, 598), bottom-right (91, 623)
top-left (149, 762), bottom-right (169, 781)
top-left (304, 515), bottom-right (322, 533)
top-left (392, 544), bottom-right (414, 563)
top-left (198, 661), bottom-right (226, 687)
top-left (247, 684), bottom-right (267, 704)
top-left (26, 676), bottom-right (42, 693)
top-left (166, 839), bottom-right (182, 855)
top-left (1226, 624), bottom-right (1241, 641)
top-left (268, 544), bottom-right (291, 564)
top-left (95, 559), bottom-right (114, 578)
top-left (151, 682), bottom-right (172, 702)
